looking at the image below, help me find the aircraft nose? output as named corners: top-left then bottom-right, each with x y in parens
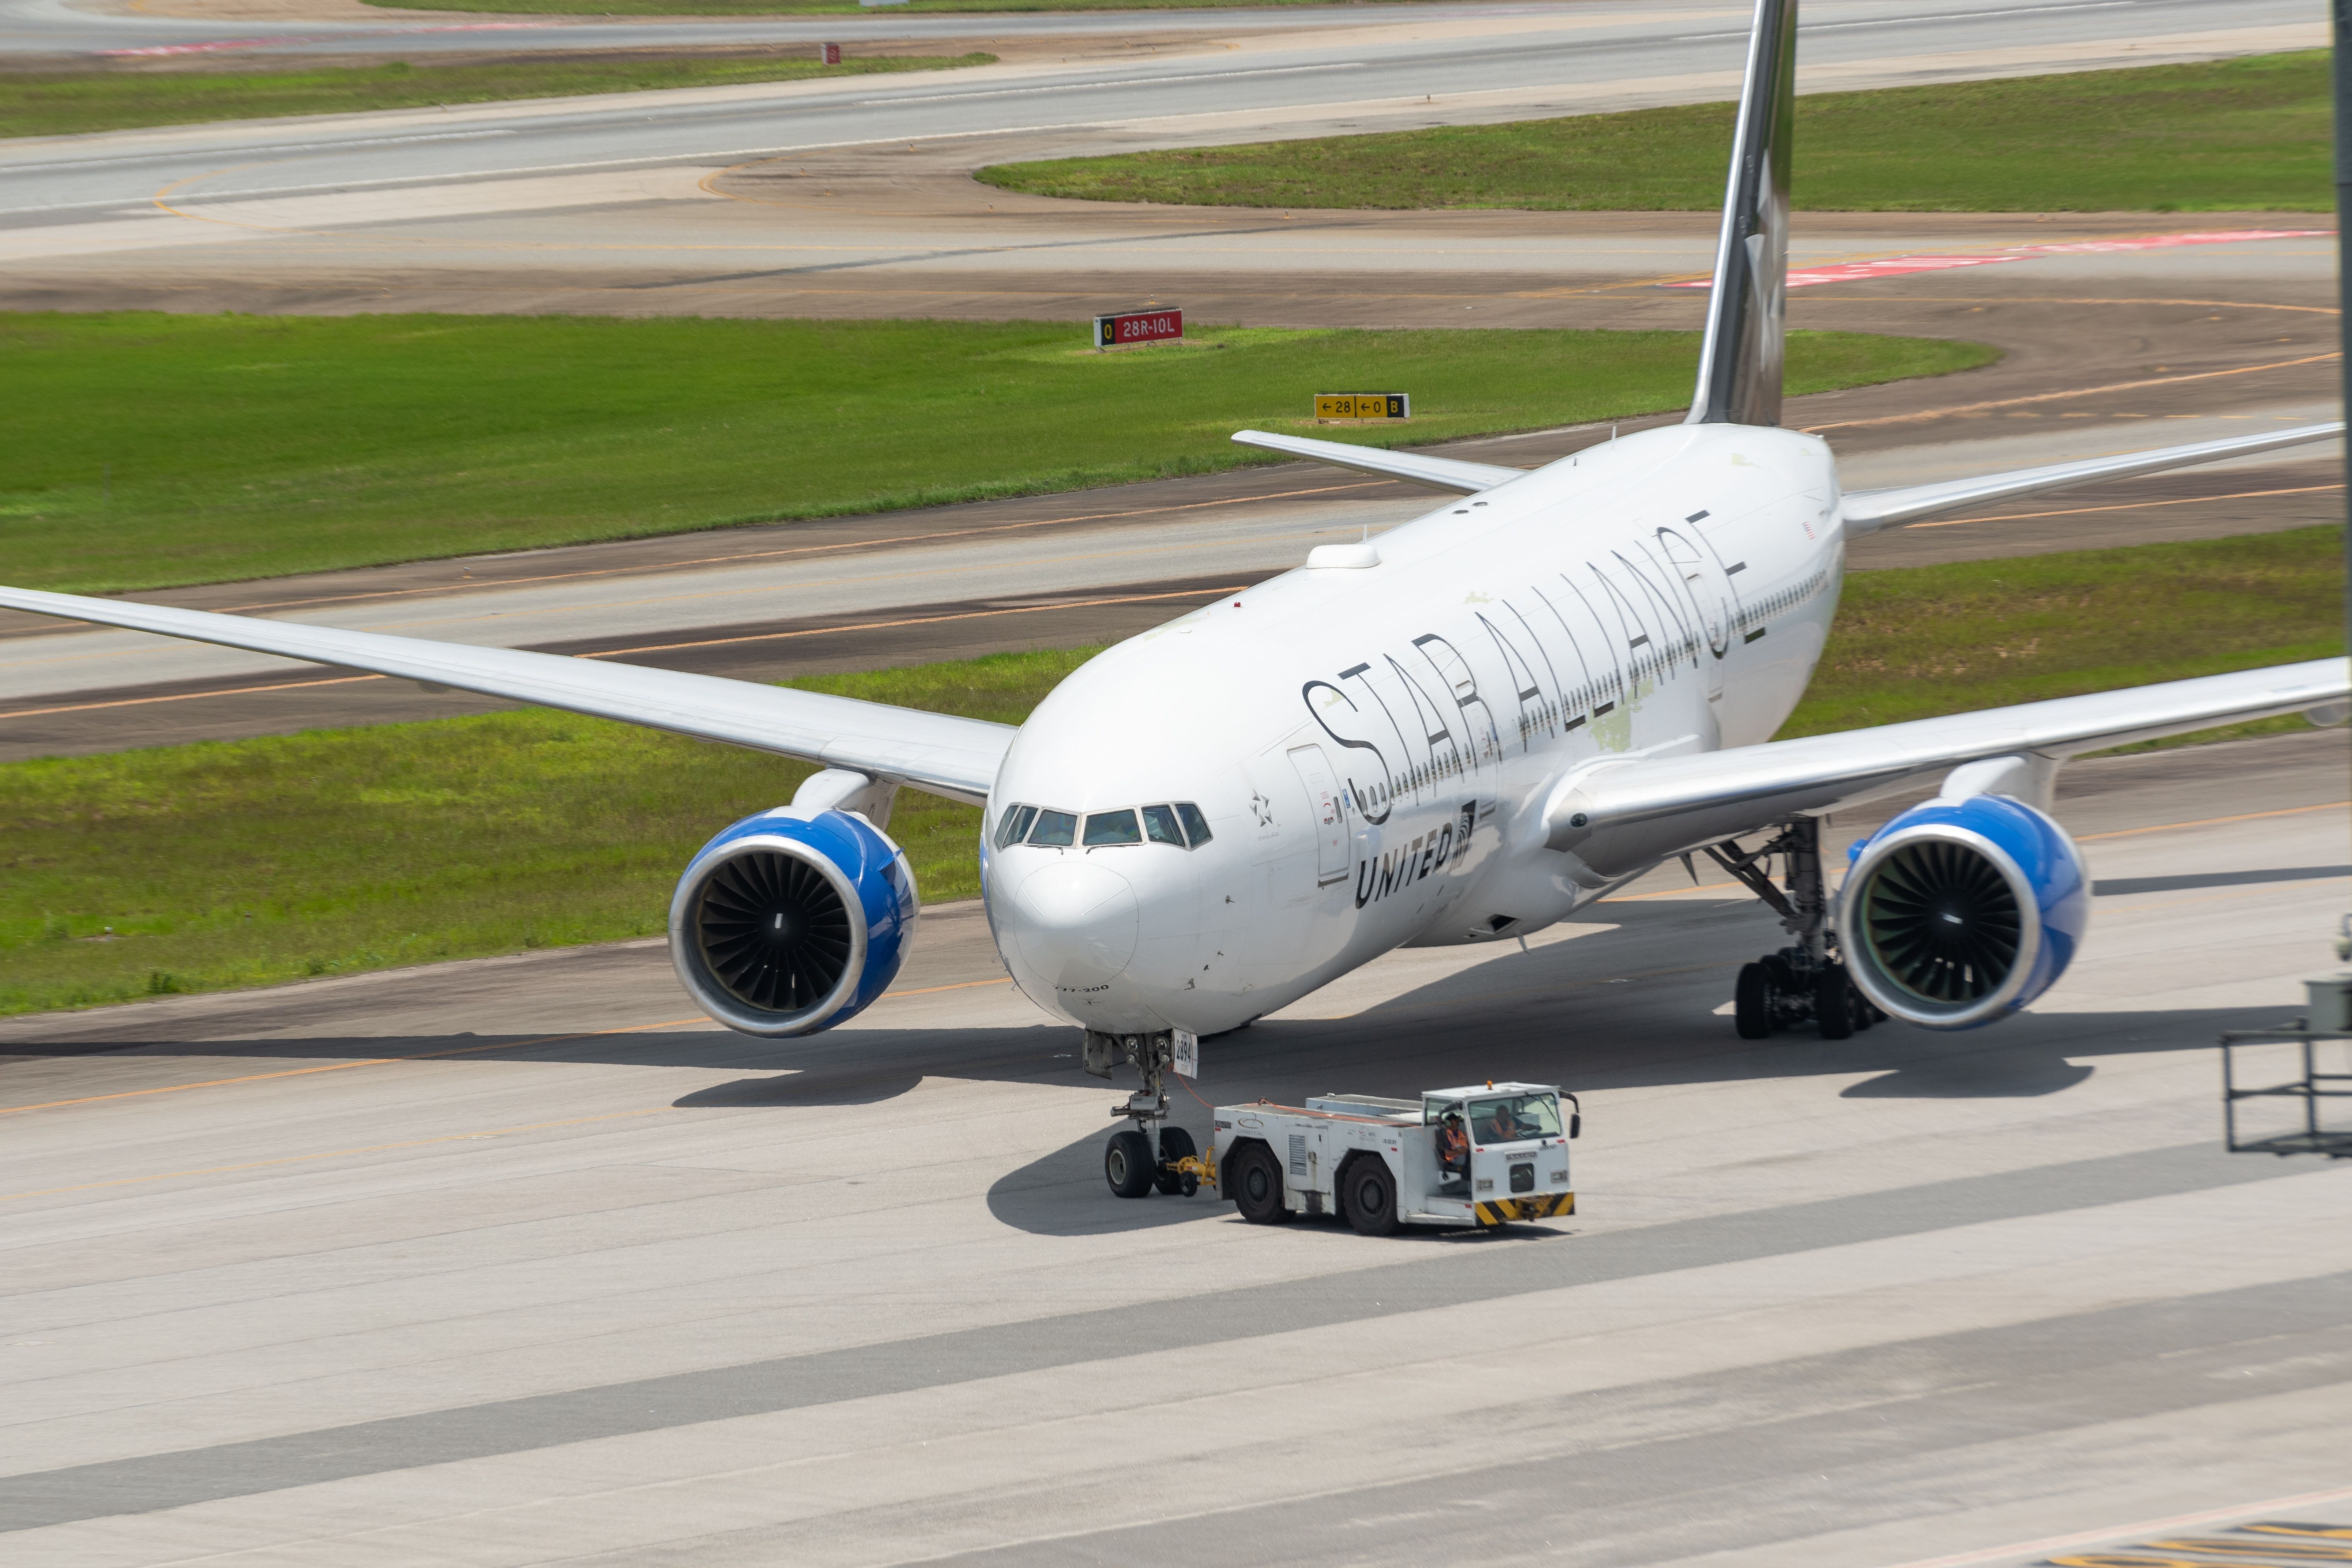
top-left (1011, 861), bottom-right (1138, 990)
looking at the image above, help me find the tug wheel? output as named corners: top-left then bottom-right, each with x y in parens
top-left (1230, 1142), bottom-right (1290, 1225)
top-left (1105, 1129), bottom-right (1157, 1198)
top-left (1339, 1155), bottom-right (1402, 1237)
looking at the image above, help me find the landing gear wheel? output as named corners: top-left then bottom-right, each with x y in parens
top-left (1850, 982), bottom-right (1876, 1030)
top-left (1156, 1125), bottom-right (1198, 1196)
top-left (1734, 962), bottom-right (1772, 1039)
top-left (1105, 1129), bottom-right (1157, 1198)
top-left (1339, 1156), bottom-right (1402, 1237)
top-left (1230, 1142), bottom-right (1289, 1225)
top-left (1814, 966), bottom-right (1855, 1040)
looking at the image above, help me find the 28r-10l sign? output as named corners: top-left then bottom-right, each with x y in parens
top-left (1094, 309), bottom-right (1183, 348)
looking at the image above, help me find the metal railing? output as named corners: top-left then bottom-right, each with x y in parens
top-left (2220, 1023), bottom-right (2352, 1158)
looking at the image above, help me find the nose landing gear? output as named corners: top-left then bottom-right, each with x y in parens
top-left (1709, 817), bottom-right (1883, 1041)
top-left (1086, 1030), bottom-right (1214, 1198)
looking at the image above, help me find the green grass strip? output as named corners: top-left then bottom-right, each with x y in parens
top-left (0, 313), bottom-right (1990, 594)
top-left (0, 55), bottom-right (990, 140)
top-left (2, 528), bottom-right (2338, 1018)
top-left (977, 50), bottom-right (2334, 212)
top-left (1782, 525), bottom-right (2345, 747)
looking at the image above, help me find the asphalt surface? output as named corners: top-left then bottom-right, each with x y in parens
top-left (2, 5), bottom-right (2348, 1561)
top-left (4, 728), bottom-right (2348, 1563)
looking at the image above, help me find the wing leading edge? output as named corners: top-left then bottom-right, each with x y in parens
top-left (0, 586), bottom-right (1013, 806)
top-left (1546, 659), bottom-right (2349, 879)
top-left (1840, 421), bottom-right (2343, 534)
top-left (1229, 429), bottom-right (1525, 494)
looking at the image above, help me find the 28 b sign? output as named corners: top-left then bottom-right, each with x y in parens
top-left (1315, 392), bottom-right (1411, 420)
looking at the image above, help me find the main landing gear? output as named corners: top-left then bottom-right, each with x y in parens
top-left (1088, 1030), bottom-right (1211, 1198)
top-left (1703, 816), bottom-right (1884, 1041)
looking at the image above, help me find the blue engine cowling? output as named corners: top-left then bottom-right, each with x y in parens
top-left (1837, 793), bottom-right (2088, 1030)
top-left (668, 806), bottom-right (918, 1037)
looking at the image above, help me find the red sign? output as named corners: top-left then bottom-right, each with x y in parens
top-left (1094, 309), bottom-right (1182, 348)
top-left (818, 42), bottom-right (841, 65)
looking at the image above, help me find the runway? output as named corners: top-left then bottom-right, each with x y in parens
top-left (3, 727), bottom-right (2347, 1562)
top-left (0, 0), bottom-right (2319, 289)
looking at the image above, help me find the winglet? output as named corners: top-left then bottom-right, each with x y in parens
top-left (1685, 0), bottom-right (1798, 428)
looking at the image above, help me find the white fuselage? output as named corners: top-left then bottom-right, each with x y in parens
top-left (980, 422), bottom-right (1844, 1035)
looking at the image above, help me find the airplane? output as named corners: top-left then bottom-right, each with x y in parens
top-left (3, 0), bottom-right (2343, 1200)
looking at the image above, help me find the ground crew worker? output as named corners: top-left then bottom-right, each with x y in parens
top-left (1479, 1102), bottom-right (1526, 1144)
top-left (1436, 1108), bottom-right (1469, 1177)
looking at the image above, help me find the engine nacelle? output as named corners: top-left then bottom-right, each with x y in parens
top-left (1837, 793), bottom-right (2088, 1030)
top-left (668, 806), bottom-right (918, 1037)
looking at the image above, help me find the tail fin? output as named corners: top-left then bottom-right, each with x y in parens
top-left (1686, 0), bottom-right (1798, 427)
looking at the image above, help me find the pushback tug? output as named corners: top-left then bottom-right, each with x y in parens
top-left (1098, 1048), bottom-right (1579, 1235)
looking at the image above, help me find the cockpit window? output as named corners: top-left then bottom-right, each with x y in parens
top-left (1083, 808), bottom-right (1142, 846)
top-left (1000, 802), bottom-right (1206, 849)
top-left (993, 804), bottom-right (1037, 850)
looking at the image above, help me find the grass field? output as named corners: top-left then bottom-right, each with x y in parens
top-left (2, 528), bottom-right (2337, 1018)
top-left (977, 51), bottom-right (2331, 212)
top-left (0, 55), bottom-right (990, 140)
top-left (0, 313), bottom-right (1988, 594)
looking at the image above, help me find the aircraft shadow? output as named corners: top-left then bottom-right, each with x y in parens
top-left (9, 878), bottom-right (2325, 1238)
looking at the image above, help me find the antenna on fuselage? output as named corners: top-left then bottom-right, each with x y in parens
top-left (1686, 0), bottom-right (1797, 428)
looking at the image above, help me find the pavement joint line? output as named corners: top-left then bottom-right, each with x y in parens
top-left (1793, 296), bottom-right (2342, 315)
top-left (1800, 352), bottom-right (2344, 433)
top-left (2076, 800), bottom-right (2351, 842)
top-left (0, 672), bottom-right (381, 721)
top-left (0, 481), bottom-right (1378, 635)
top-left (0, 1105), bottom-right (681, 1204)
top-left (0, 1015), bottom-right (710, 1116)
top-left (881, 976), bottom-right (1012, 997)
top-left (1907, 482), bottom-right (2345, 529)
top-left (574, 582), bottom-right (1246, 660)
top-left (0, 1139), bottom-right (2320, 1534)
top-left (1872, 1481), bottom-right (2352, 1568)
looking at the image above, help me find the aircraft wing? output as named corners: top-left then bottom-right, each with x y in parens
top-left (1230, 429), bottom-right (1524, 494)
top-left (0, 585), bottom-right (1013, 806)
top-left (1840, 421), bottom-right (2343, 534)
top-left (1545, 658), bottom-right (2348, 877)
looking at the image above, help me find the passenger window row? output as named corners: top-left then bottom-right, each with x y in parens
top-left (994, 801), bottom-right (1212, 851)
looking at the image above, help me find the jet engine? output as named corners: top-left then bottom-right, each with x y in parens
top-left (1837, 792), bottom-right (2088, 1030)
top-left (669, 806), bottom-right (918, 1037)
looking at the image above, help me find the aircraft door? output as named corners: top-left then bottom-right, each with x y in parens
top-left (1287, 744), bottom-right (1350, 886)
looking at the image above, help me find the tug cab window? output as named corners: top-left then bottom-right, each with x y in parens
top-left (1029, 809), bottom-right (1077, 847)
top-left (1083, 809), bottom-right (1143, 846)
top-left (1468, 1092), bottom-right (1563, 1144)
top-left (1141, 804), bottom-right (1185, 845)
top-left (993, 804), bottom-right (1037, 850)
